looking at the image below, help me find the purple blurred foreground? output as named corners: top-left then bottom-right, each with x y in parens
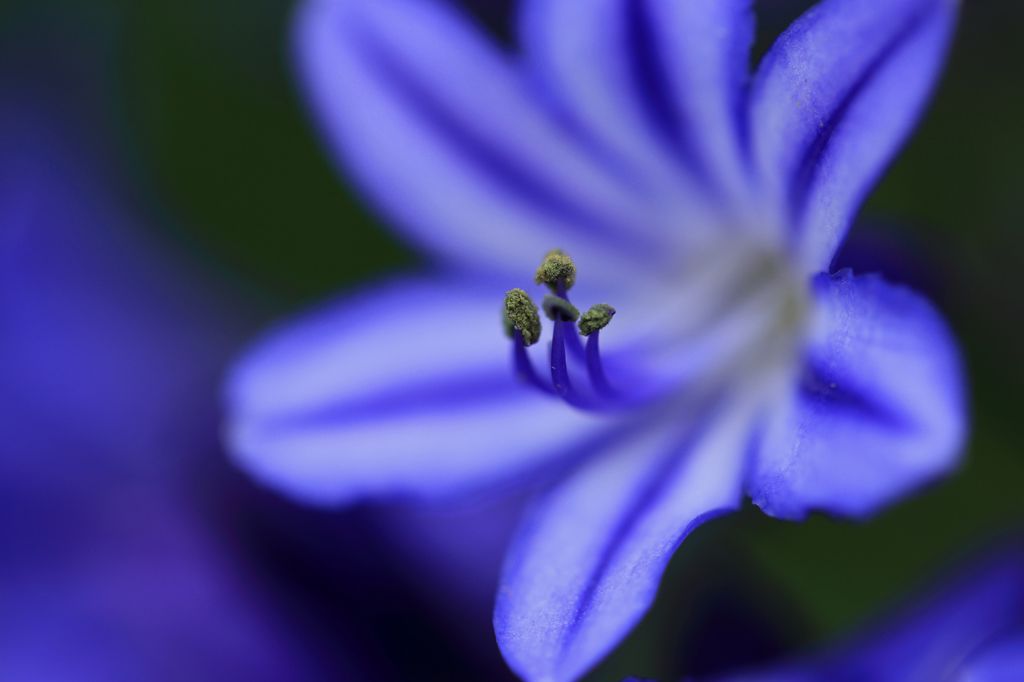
top-left (0, 88), bottom-right (338, 679)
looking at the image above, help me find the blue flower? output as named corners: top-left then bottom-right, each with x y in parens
top-left (624, 541), bottom-right (1024, 682)
top-left (224, 0), bottom-right (966, 679)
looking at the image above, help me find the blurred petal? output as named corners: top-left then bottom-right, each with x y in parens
top-left (749, 270), bottom-right (965, 521)
top-left (0, 93), bottom-right (325, 679)
top-left (518, 0), bottom-right (753, 209)
top-left (293, 0), bottom-right (666, 283)
top-left (640, 0), bottom-right (754, 201)
top-left (226, 276), bottom-right (608, 506)
top-left (0, 94), bottom-right (245, 482)
top-left (710, 543), bottom-right (1024, 682)
top-left (1, 484), bottom-right (330, 682)
top-left (748, 0), bottom-right (958, 272)
top-left (958, 632), bottom-right (1024, 682)
top-left (495, 399), bottom-right (754, 682)
top-left (371, 494), bottom-right (529, 675)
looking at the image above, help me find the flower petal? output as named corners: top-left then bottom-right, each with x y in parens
top-left (225, 275), bottom-right (607, 506)
top-left (749, 269), bottom-right (966, 521)
top-left (0, 88), bottom-right (323, 680)
top-left (639, 0), bottom-right (755, 202)
top-left (710, 544), bottom-right (1024, 682)
top-left (748, 0), bottom-right (958, 272)
top-left (1, 485), bottom-right (333, 682)
top-left (0, 92), bottom-right (247, 483)
top-left (494, 400), bottom-right (754, 682)
top-left (958, 631), bottom-right (1024, 682)
top-left (517, 0), bottom-right (754, 221)
top-left (293, 0), bottom-right (666, 283)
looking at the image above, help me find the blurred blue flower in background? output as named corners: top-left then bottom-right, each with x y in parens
top-left (625, 540), bottom-right (1024, 682)
top-left (225, 0), bottom-right (966, 679)
top-left (0, 84), bottom-right (340, 679)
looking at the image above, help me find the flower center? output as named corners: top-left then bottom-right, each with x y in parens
top-left (503, 250), bottom-right (621, 410)
top-left (502, 246), bottom-right (809, 413)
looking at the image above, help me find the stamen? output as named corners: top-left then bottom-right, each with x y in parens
top-left (502, 251), bottom-right (617, 410)
top-left (504, 288), bottom-right (542, 346)
top-left (534, 249), bottom-right (576, 293)
top-left (580, 305), bottom-right (616, 396)
top-left (578, 303), bottom-right (616, 337)
top-left (543, 296), bottom-right (597, 406)
top-left (543, 295), bottom-right (583, 401)
top-left (512, 329), bottom-right (554, 394)
top-left (552, 279), bottom-right (586, 361)
top-left (585, 331), bottom-right (613, 396)
top-left (550, 315), bottom-right (571, 398)
top-left (501, 306), bottom-right (515, 338)
top-left (542, 295), bottom-right (579, 323)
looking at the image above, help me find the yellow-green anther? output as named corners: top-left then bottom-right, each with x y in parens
top-left (543, 295), bottom-right (580, 322)
top-left (504, 288), bottom-right (542, 345)
top-left (502, 305), bottom-right (515, 339)
top-left (578, 303), bottom-right (616, 336)
top-left (534, 249), bottom-right (576, 292)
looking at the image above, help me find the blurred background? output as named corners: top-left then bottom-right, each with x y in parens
top-left (0, 0), bottom-right (1022, 680)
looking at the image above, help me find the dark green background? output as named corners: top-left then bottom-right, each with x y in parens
top-left (2, 0), bottom-right (1022, 680)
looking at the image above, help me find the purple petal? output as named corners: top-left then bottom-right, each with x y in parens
top-left (710, 544), bottom-right (1024, 682)
top-left (494, 401), bottom-right (754, 682)
top-left (518, 0), bottom-right (754, 209)
top-left (749, 269), bottom-right (966, 521)
top-left (1, 485), bottom-right (331, 682)
top-left (0, 94), bottom-right (245, 484)
top-left (371, 494), bottom-right (529, 672)
top-left (638, 0), bottom-right (755, 201)
top-left (0, 94), bottom-right (324, 679)
top-left (957, 632), bottom-right (1024, 682)
top-left (292, 0), bottom-right (666, 283)
top-left (225, 275), bottom-right (607, 506)
top-left (748, 0), bottom-right (958, 272)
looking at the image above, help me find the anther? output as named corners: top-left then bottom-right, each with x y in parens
top-left (501, 306), bottom-right (515, 338)
top-left (502, 250), bottom-right (618, 408)
top-left (504, 288), bottom-right (542, 345)
top-left (579, 304), bottom-right (616, 396)
top-left (534, 249), bottom-right (576, 293)
top-left (578, 304), bottom-right (616, 336)
top-left (542, 295), bottom-right (579, 323)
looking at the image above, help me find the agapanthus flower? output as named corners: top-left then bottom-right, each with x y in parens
top-left (225, 0), bottom-right (966, 679)
top-left (625, 541), bottom-right (1024, 682)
